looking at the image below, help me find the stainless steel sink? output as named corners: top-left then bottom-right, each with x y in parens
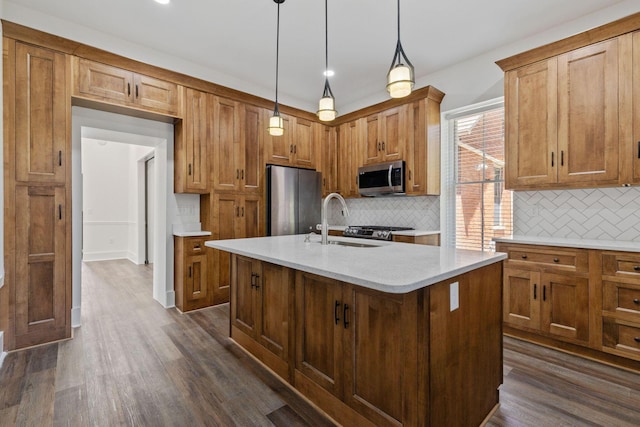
top-left (326, 240), bottom-right (381, 248)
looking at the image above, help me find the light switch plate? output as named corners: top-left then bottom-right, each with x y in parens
top-left (450, 281), bottom-right (459, 311)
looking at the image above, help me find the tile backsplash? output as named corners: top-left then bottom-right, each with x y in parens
top-left (328, 196), bottom-right (440, 231)
top-left (514, 187), bottom-right (640, 242)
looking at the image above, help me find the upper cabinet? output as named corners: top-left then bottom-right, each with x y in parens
top-left (337, 120), bottom-right (361, 198)
top-left (212, 98), bottom-right (263, 193)
top-left (320, 125), bottom-right (337, 196)
top-left (14, 42), bottom-right (68, 184)
top-left (175, 88), bottom-right (210, 193)
top-left (73, 58), bottom-right (179, 116)
top-left (498, 15), bottom-right (640, 191)
top-left (406, 96), bottom-right (441, 195)
top-left (265, 113), bottom-right (318, 169)
top-left (362, 106), bottom-right (406, 165)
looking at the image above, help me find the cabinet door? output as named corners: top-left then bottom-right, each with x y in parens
top-left (256, 262), bottom-right (292, 361)
top-left (503, 267), bottom-right (541, 330)
top-left (15, 185), bottom-right (69, 348)
top-left (557, 39), bottom-right (619, 185)
top-left (213, 97), bottom-right (241, 191)
top-left (406, 99), bottom-right (440, 195)
top-left (342, 286), bottom-right (417, 426)
top-left (632, 31), bottom-right (640, 183)
top-left (132, 73), bottom-right (178, 116)
top-left (337, 121), bottom-right (359, 197)
top-left (175, 88), bottom-right (208, 193)
top-left (264, 109), bottom-right (292, 165)
top-left (240, 195), bottom-right (262, 239)
top-left (15, 42), bottom-right (67, 184)
top-left (295, 271), bottom-right (344, 398)
top-left (232, 255), bottom-right (259, 337)
top-left (241, 104), bottom-right (263, 193)
top-left (212, 193), bottom-right (239, 303)
top-left (380, 106), bottom-right (404, 161)
top-left (321, 125), bottom-right (337, 196)
top-left (184, 253), bottom-right (210, 311)
top-left (292, 118), bottom-right (316, 168)
top-left (504, 59), bottom-right (558, 188)
top-left (363, 114), bottom-right (382, 165)
top-left (541, 272), bottom-right (590, 343)
top-left (75, 58), bottom-right (133, 105)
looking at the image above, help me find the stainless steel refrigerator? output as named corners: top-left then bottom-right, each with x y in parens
top-left (267, 165), bottom-right (321, 236)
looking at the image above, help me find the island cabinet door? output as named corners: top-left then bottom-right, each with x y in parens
top-left (294, 271), bottom-right (345, 399)
top-left (231, 255), bottom-right (259, 337)
top-left (503, 267), bottom-right (541, 330)
top-left (342, 285), bottom-right (421, 427)
top-left (256, 262), bottom-right (293, 363)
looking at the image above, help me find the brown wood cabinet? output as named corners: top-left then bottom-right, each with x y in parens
top-left (264, 113), bottom-right (317, 169)
top-left (362, 106), bottom-right (406, 165)
top-left (174, 88), bottom-right (209, 193)
top-left (201, 192), bottom-right (262, 305)
top-left (3, 38), bottom-right (72, 350)
top-left (392, 233), bottom-right (440, 245)
top-left (320, 125), bottom-right (337, 196)
top-left (73, 58), bottom-right (179, 116)
top-left (498, 243), bottom-right (590, 345)
top-left (230, 254), bottom-right (503, 426)
top-left (174, 236), bottom-right (211, 312)
top-left (628, 30), bottom-right (640, 184)
top-left (406, 97), bottom-right (440, 195)
top-left (336, 120), bottom-right (360, 198)
top-left (231, 255), bottom-right (293, 380)
top-left (601, 251), bottom-right (640, 361)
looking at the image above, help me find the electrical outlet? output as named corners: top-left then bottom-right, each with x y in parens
top-left (450, 281), bottom-right (459, 311)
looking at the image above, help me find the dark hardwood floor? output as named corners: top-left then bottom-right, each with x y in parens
top-left (0, 259), bottom-right (639, 426)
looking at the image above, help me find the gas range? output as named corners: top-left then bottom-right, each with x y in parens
top-left (343, 225), bottom-right (414, 241)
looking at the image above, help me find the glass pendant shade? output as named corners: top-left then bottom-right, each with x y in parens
top-left (387, 63), bottom-right (414, 98)
top-left (318, 95), bottom-right (337, 122)
top-left (268, 114), bottom-right (284, 136)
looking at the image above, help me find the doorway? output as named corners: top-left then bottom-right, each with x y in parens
top-left (71, 107), bottom-right (177, 327)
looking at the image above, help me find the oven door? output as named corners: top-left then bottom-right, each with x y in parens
top-left (358, 161), bottom-right (405, 196)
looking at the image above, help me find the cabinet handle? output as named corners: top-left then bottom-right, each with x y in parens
top-left (381, 141), bottom-right (385, 151)
top-left (241, 207), bottom-right (244, 217)
top-left (193, 245), bottom-right (201, 251)
top-left (253, 274), bottom-right (260, 289)
top-left (560, 150), bottom-right (564, 166)
top-left (58, 205), bottom-right (62, 220)
top-left (543, 285), bottom-right (547, 302)
top-left (135, 84), bottom-right (139, 98)
top-left (637, 141), bottom-right (640, 159)
top-left (633, 298), bottom-right (640, 305)
top-left (290, 144), bottom-right (294, 153)
top-left (521, 254), bottom-right (528, 259)
top-left (58, 150), bottom-right (62, 167)
top-left (343, 304), bottom-right (349, 329)
top-left (235, 206), bottom-right (239, 217)
top-left (241, 169), bottom-right (244, 180)
top-left (551, 152), bottom-right (554, 167)
top-left (553, 258), bottom-right (559, 263)
top-left (634, 266), bottom-right (640, 271)
top-left (236, 169), bottom-right (239, 179)
top-left (408, 169), bottom-right (412, 180)
top-left (250, 272), bottom-right (256, 288)
top-left (635, 337), bottom-right (640, 343)
top-left (188, 163), bottom-right (192, 176)
top-left (334, 300), bottom-right (341, 325)
top-left (188, 266), bottom-right (192, 278)
top-left (534, 284), bottom-right (537, 300)
top-left (377, 142), bottom-right (381, 151)
top-left (127, 83), bottom-right (131, 96)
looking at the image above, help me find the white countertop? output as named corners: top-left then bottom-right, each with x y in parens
top-left (494, 235), bottom-right (640, 253)
top-left (173, 230), bottom-right (212, 237)
top-left (205, 234), bottom-right (505, 294)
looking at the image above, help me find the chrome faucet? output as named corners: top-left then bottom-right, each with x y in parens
top-left (321, 192), bottom-right (350, 245)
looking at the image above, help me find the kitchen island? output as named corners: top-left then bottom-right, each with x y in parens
top-left (205, 234), bottom-right (506, 427)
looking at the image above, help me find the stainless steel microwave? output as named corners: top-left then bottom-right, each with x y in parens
top-left (358, 160), bottom-right (405, 196)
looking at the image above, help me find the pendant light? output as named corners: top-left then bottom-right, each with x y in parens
top-left (268, 0), bottom-right (285, 136)
top-left (386, 0), bottom-right (414, 98)
top-left (317, 0), bottom-right (337, 121)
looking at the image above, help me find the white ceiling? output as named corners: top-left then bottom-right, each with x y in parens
top-left (2, 0), bottom-right (635, 114)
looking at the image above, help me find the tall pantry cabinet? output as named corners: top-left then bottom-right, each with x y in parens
top-left (3, 39), bottom-right (72, 349)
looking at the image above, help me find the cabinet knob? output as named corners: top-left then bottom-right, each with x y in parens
top-left (553, 258), bottom-right (559, 263)
top-left (634, 266), bottom-right (640, 271)
top-left (633, 298), bottom-right (640, 305)
top-left (635, 337), bottom-right (640, 343)
top-left (521, 254), bottom-right (528, 259)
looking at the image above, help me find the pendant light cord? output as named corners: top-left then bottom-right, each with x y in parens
top-left (274, 2), bottom-right (281, 112)
top-left (397, 0), bottom-right (401, 42)
top-left (325, 0), bottom-right (328, 72)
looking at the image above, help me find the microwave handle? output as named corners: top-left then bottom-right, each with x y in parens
top-left (388, 164), bottom-right (393, 188)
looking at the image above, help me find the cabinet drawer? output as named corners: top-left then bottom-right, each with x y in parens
top-left (185, 238), bottom-right (206, 255)
top-left (603, 252), bottom-right (640, 278)
top-left (602, 318), bottom-right (640, 360)
top-left (603, 280), bottom-right (640, 319)
top-left (499, 244), bottom-right (588, 272)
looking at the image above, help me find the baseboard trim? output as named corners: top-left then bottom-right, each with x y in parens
top-left (71, 306), bottom-right (81, 328)
top-left (82, 251), bottom-right (129, 262)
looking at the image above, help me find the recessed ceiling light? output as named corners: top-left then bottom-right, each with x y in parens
top-left (155, 0), bottom-right (170, 4)
top-left (323, 70), bottom-right (334, 77)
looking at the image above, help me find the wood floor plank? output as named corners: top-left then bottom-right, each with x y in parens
top-left (2, 259), bottom-right (640, 426)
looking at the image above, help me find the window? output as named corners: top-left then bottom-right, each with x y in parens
top-left (442, 99), bottom-right (512, 251)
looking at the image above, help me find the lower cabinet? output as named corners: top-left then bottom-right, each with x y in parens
top-left (230, 254), bottom-right (503, 426)
top-left (174, 236), bottom-right (211, 312)
top-left (231, 255), bottom-right (293, 380)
